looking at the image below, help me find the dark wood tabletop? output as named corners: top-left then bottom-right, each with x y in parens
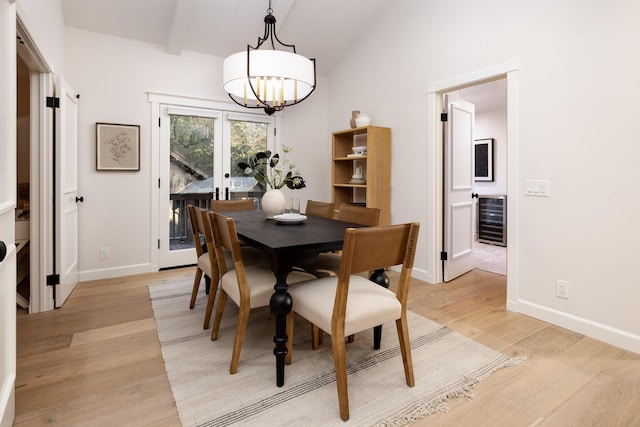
top-left (222, 209), bottom-right (362, 386)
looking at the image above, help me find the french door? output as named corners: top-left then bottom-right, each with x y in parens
top-left (158, 106), bottom-right (274, 268)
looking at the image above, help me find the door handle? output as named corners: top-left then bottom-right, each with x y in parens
top-left (472, 193), bottom-right (479, 199)
top-left (215, 187), bottom-right (220, 200)
top-left (76, 196), bottom-right (84, 203)
top-left (0, 241), bottom-right (6, 262)
top-left (225, 187), bottom-right (229, 200)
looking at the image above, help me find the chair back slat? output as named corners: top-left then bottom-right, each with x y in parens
top-left (187, 204), bottom-right (205, 255)
top-left (336, 204), bottom-right (380, 226)
top-left (339, 223), bottom-right (418, 276)
top-left (305, 200), bottom-right (335, 219)
top-left (211, 213), bottom-right (244, 264)
top-left (211, 199), bottom-right (255, 213)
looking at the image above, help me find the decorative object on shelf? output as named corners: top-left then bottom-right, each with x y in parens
top-left (223, 0), bottom-right (316, 115)
top-left (355, 113), bottom-right (371, 127)
top-left (96, 122), bottom-right (140, 171)
top-left (352, 145), bottom-right (367, 155)
top-left (350, 110), bottom-right (360, 129)
top-left (350, 165), bottom-right (365, 184)
top-left (238, 145), bottom-right (306, 219)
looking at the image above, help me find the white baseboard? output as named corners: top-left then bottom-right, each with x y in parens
top-left (514, 299), bottom-right (640, 355)
top-left (0, 375), bottom-right (15, 427)
top-left (78, 263), bottom-right (158, 282)
top-left (388, 266), bottom-right (434, 285)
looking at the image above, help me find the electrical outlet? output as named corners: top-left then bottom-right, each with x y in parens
top-left (100, 246), bottom-right (110, 260)
top-left (556, 279), bottom-right (569, 299)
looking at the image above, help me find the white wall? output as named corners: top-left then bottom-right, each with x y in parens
top-left (474, 107), bottom-right (507, 196)
top-left (64, 28), bottom-right (329, 280)
top-left (327, 0), bottom-right (640, 353)
top-left (16, 0), bottom-right (64, 73)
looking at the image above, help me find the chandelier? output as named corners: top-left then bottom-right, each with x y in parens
top-left (223, 1), bottom-right (316, 115)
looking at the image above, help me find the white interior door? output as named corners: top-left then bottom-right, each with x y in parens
top-left (53, 77), bottom-right (79, 306)
top-left (443, 98), bottom-right (475, 282)
top-left (0, 1), bottom-right (16, 425)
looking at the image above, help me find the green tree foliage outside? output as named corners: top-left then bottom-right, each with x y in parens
top-left (170, 115), bottom-right (214, 176)
top-left (170, 115), bottom-right (267, 180)
top-left (230, 120), bottom-right (267, 178)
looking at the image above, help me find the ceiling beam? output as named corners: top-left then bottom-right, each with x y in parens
top-left (167, 0), bottom-right (196, 55)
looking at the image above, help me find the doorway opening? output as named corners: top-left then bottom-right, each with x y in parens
top-left (445, 79), bottom-right (507, 277)
top-left (16, 16), bottom-right (55, 313)
top-left (426, 59), bottom-right (519, 305)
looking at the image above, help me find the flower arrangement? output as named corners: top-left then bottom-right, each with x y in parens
top-left (238, 145), bottom-right (306, 190)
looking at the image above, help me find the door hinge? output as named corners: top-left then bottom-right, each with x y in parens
top-left (158, 178), bottom-right (161, 188)
top-left (440, 113), bottom-right (448, 122)
top-left (46, 96), bottom-right (60, 108)
top-left (440, 251), bottom-right (448, 261)
top-left (158, 239), bottom-right (161, 249)
top-left (46, 274), bottom-right (60, 286)
top-left (158, 117), bottom-right (161, 127)
top-left (274, 127), bottom-right (277, 136)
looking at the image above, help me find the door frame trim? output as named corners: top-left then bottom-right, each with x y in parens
top-left (426, 58), bottom-right (520, 310)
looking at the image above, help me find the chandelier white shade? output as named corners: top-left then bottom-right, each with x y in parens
top-left (223, 51), bottom-right (315, 103)
top-left (222, 2), bottom-right (316, 115)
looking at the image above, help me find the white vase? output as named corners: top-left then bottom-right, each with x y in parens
top-left (261, 188), bottom-right (286, 219)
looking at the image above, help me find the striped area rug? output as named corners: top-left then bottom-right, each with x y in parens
top-left (149, 278), bottom-right (520, 426)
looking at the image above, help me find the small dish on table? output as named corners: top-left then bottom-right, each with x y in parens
top-left (273, 214), bottom-right (308, 225)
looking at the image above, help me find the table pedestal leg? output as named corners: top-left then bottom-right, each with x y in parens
top-left (270, 267), bottom-right (292, 387)
top-left (369, 268), bottom-right (389, 350)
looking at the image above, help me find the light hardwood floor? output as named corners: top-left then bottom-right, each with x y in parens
top-left (15, 267), bottom-right (640, 426)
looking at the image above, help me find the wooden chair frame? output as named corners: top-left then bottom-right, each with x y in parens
top-left (287, 222), bottom-right (420, 421)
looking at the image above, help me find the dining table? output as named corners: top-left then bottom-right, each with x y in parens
top-left (222, 209), bottom-right (367, 387)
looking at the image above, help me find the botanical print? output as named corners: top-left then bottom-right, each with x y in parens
top-left (96, 123), bottom-right (140, 171)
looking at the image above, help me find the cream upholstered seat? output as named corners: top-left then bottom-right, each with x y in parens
top-left (187, 205), bottom-right (219, 329)
top-left (286, 222), bottom-right (420, 421)
top-left (304, 200), bottom-right (335, 219)
top-left (209, 212), bottom-right (316, 374)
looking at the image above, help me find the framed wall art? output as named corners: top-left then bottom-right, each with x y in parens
top-left (474, 138), bottom-right (493, 181)
top-left (96, 122), bottom-right (140, 171)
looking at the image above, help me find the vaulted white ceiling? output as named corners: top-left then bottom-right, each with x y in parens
top-left (60, 0), bottom-right (388, 76)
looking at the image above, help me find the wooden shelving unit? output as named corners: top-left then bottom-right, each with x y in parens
top-left (331, 126), bottom-right (391, 225)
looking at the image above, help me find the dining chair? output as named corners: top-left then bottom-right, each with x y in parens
top-left (302, 204), bottom-right (380, 276)
top-left (187, 205), bottom-right (218, 317)
top-left (209, 211), bottom-right (316, 374)
top-left (211, 198), bottom-right (255, 212)
top-left (304, 200), bottom-right (335, 219)
top-left (286, 222), bottom-right (420, 421)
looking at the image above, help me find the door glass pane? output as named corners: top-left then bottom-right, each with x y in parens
top-left (169, 115), bottom-right (214, 251)
top-left (230, 120), bottom-right (268, 203)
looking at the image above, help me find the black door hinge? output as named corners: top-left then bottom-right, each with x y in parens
top-left (440, 113), bottom-right (448, 122)
top-left (46, 274), bottom-right (60, 286)
top-left (46, 96), bottom-right (60, 108)
top-left (158, 239), bottom-right (161, 249)
top-left (158, 117), bottom-right (161, 127)
top-left (440, 251), bottom-right (448, 261)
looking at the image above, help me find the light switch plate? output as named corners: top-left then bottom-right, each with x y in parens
top-left (525, 179), bottom-right (550, 197)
